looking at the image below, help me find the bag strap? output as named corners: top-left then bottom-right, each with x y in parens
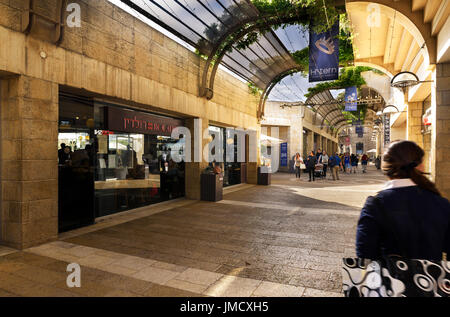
top-left (372, 195), bottom-right (408, 258)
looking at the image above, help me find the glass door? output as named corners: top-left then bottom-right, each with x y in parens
top-left (58, 95), bottom-right (95, 232)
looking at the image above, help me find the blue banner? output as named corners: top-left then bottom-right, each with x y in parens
top-left (309, 21), bottom-right (339, 82)
top-left (280, 143), bottom-right (288, 167)
top-left (345, 86), bottom-right (358, 111)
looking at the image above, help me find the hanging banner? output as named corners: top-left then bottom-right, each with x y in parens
top-left (384, 114), bottom-right (391, 145)
top-left (309, 21), bottom-right (339, 82)
top-left (280, 143), bottom-right (288, 167)
top-left (345, 86), bottom-right (358, 111)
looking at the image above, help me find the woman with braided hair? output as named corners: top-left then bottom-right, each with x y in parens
top-left (356, 140), bottom-right (450, 261)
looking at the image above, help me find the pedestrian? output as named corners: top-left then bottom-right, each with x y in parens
top-left (316, 148), bottom-right (322, 161)
top-left (344, 153), bottom-right (351, 174)
top-left (356, 140), bottom-right (450, 261)
top-left (329, 153), bottom-right (341, 181)
top-left (294, 152), bottom-right (304, 179)
top-left (375, 156), bottom-right (381, 169)
top-left (350, 154), bottom-right (357, 174)
top-left (320, 151), bottom-right (329, 179)
top-left (306, 151), bottom-right (317, 182)
top-left (361, 153), bottom-right (369, 173)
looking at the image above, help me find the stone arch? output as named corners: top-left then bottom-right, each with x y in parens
top-left (346, 0), bottom-right (435, 65)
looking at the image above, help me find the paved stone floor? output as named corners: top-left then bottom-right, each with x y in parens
top-left (0, 166), bottom-right (386, 297)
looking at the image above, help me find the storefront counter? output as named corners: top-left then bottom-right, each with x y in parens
top-left (95, 175), bottom-right (161, 190)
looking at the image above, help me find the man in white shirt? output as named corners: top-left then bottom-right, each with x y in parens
top-left (320, 151), bottom-right (329, 179)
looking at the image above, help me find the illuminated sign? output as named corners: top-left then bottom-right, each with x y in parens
top-left (106, 107), bottom-right (183, 136)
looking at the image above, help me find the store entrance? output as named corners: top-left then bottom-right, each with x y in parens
top-left (58, 94), bottom-right (95, 232)
top-left (209, 126), bottom-right (243, 187)
top-left (58, 94), bottom-right (187, 230)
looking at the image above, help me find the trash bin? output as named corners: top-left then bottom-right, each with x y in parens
top-left (201, 173), bottom-right (223, 202)
top-left (257, 167), bottom-right (271, 185)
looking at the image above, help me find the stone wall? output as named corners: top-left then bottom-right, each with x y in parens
top-left (262, 101), bottom-right (339, 161)
top-left (0, 0), bottom-right (259, 126)
top-left (433, 62), bottom-right (450, 199)
top-left (0, 76), bottom-right (58, 249)
top-left (0, 0), bottom-right (261, 248)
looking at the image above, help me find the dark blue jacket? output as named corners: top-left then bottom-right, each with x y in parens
top-left (356, 186), bottom-right (450, 261)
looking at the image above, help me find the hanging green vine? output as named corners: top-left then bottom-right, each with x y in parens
top-left (248, 82), bottom-right (263, 96)
top-left (306, 66), bottom-right (384, 125)
top-left (305, 66), bottom-right (381, 98)
top-left (197, 0), bottom-right (341, 62)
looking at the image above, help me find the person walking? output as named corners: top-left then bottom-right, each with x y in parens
top-left (350, 154), bottom-right (357, 174)
top-left (361, 153), bottom-right (369, 173)
top-left (329, 153), bottom-right (341, 181)
top-left (294, 153), bottom-right (304, 179)
top-left (344, 153), bottom-right (351, 174)
top-left (320, 151), bottom-right (329, 179)
top-left (316, 149), bottom-right (322, 161)
top-left (306, 151), bottom-right (317, 182)
top-left (356, 140), bottom-right (450, 261)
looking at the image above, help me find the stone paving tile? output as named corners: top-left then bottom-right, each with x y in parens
top-left (302, 288), bottom-right (343, 297)
top-left (12, 266), bottom-right (67, 286)
top-left (204, 275), bottom-right (262, 297)
top-left (98, 274), bottom-right (155, 295)
top-left (142, 284), bottom-right (202, 297)
top-left (77, 254), bottom-right (118, 268)
top-left (36, 168), bottom-right (383, 297)
top-left (0, 288), bottom-right (16, 297)
top-left (288, 269), bottom-right (340, 292)
top-left (103, 289), bottom-right (143, 297)
top-left (165, 279), bottom-right (209, 294)
top-left (151, 261), bottom-right (188, 273)
top-left (253, 281), bottom-right (305, 297)
top-left (174, 268), bottom-right (223, 286)
top-left (112, 255), bottom-right (156, 271)
top-left (131, 266), bottom-right (182, 285)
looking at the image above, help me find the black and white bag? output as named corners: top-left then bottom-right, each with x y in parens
top-left (342, 256), bottom-right (450, 297)
top-left (343, 196), bottom-right (450, 297)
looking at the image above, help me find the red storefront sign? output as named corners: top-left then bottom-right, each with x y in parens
top-left (106, 106), bottom-right (183, 136)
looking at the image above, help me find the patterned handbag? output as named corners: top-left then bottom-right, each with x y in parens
top-left (342, 256), bottom-right (450, 297)
top-left (343, 196), bottom-right (450, 297)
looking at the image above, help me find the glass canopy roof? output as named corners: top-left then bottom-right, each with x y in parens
top-left (120, 0), bottom-right (299, 89)
top-left (117, 0), bottom-right (351, 129)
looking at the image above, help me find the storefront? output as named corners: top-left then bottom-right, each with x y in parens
top-left (208, 126), bottom-right (244, 187)
top-left (58, 93), bottom-right (185, 232)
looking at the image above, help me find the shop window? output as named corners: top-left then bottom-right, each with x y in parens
top-left (58, 93), bottom-right (186, 230)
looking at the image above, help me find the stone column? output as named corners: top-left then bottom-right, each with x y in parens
top-left (432, 63), bottom-right (450, 199)
top-left (307, 131), bottom-right (314, 155)
top-left (288, 125), bottom-right (302, 159)
top-left (184, 117), bottom-right (209, 200)
top-left (406, 101), bottom-right (424, 148)
top-left (246, 127), bottom-right (259, 185)
top-left (1, 75), bottom-right (58, 249)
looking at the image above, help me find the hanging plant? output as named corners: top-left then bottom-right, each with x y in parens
top-left (248, 82), bottom-right (263, 96)
top-left (305, 66), bottom-right (381, 98)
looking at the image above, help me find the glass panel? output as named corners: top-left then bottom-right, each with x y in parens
top-left (208, 126), bottom-right (242, 187)
top-left (94, 105), bottom-right (185, 218)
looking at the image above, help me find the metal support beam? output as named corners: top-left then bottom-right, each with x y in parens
top-left (257, 67), bottom-right (302, 120)
top-left (321, 108), bottom-right (344, 127)
top-left (199, 14), bottom-right (306, 100)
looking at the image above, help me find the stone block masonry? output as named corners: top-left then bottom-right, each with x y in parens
top-left (0, 0), bottom-right (261, 248)
top-left (1, 76), bottom-right (59, 249)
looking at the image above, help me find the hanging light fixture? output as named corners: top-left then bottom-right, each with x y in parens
top-left (391, 71), bottom-right (433, 90)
